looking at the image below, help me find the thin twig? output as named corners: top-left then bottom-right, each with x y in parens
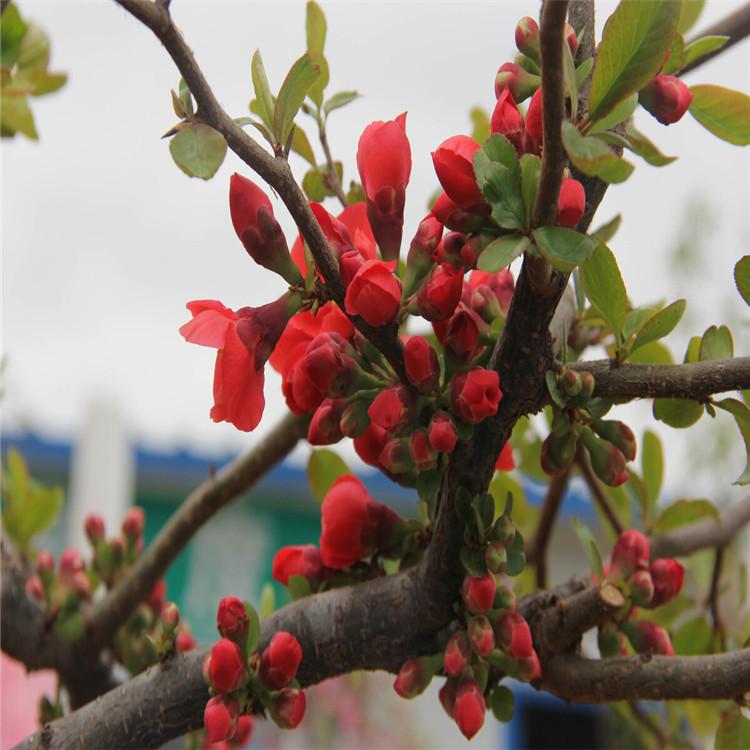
top-left (575, 445), bottom-right (625, 537)
top-left (707, 544), bottom-right (726, 636)
top-left (319, 122), bottom-right (349, 209)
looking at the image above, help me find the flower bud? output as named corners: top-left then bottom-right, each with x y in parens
top-left (453, 677), bottom-right (486, 740)
top-left (492, 514), bottom-right (516, 548)
top-left (515, 650), bottom-right (541, 681)
top-left (494, 609), bottom-right (534, 658)
top-left (557, 179), bottom-right (586, 228)
top-left (493, 585), bottom-right (516, 611)
top-left (339, 399), bottom-right (370, 439)
top-left (431, 135), bottom-right (484, 211)
top-left (491, 89), bottom-right (525, 155)
top-left (308, 398), bottom-right (346, 446)
top-left (217, 596), bottom-right (249, 643)
top-left (35, 550), bottom-right (55, 587)
top-left (71, 570), bottom-right (91, 599)
top-left (591, 419), bottom-right (637, 462)
top-left (368, 385), bottom-right (417, 435)
top-left (122, 507), bottom-right (145, 541)
top-left (462, 572), bottom-right (497, 615)
top-left (270, 688), bottom-right (306, 729)
top-left (450, 367), bottom-right (502, 424)
top-left (559, 368), bottom-right (582, 397)
top-left (232, 716), bottom-right (254, 747)
top-left (442, 310), bottom-right (482, 368)
top-left (579, 370), bottom-right (595, 399)
top-left (393, 656), bottom-right (436, 699)
top-left (209, 638), bottom-right (246, 692)
top-left (444, 631), bottom-right (471, 676)
top-left (428, 411), bottom-right (458, 454)
top-left (404, 336), bottom-right (440, 393)
top-left (609, 529), bottom-right (650, 580)
top-left (439, 680), bottom-right (457, 718)
top-left (379, 436), bottom-right (414, 475)
top-left (514, 16), bottom-right (540, 64)
top-left (260, 631), bottom-right (303, 690)
top-left (598, 624), bottom-right (628, 658)
top-left (176, 628), bottom-right (197, 653)
top-left (272, 545), bottom-right (325, 588)
top-left (416, 263), bottom-right (465, 322)
top-left (468, 615), bottom-right (496, 656)
top-left (344, 260), bottom-right (402, 327)
top-left (540, 431), bottom-right (577, 475)
top-left (622, 619), bottom-right (675, 656)
top-left (485, 540), bottom-right (507, 574)
top-left (639, 74), bottom-right (693, 125)
top-left (409, 428), bottom-right (438, 472)
top-left (204, 695), bottom-right (240, 743)
top-left (161, 602), bottom-right (181, 638)
top-left (25, 574), bottom-right (46, 602)
top-left (403, 214), bottom-right (445, 297)
top-left (431, 193), bottom-right (488, 234)
top-left (494, 62), bottom-right (540, 104)
top-left (84, 514), bottom-right (106, 545)
top-left (581, 427), bottom-right (629, 487)
top-left (628, 570), bottom-right (654, 608)
top-left (648, 558), bottom-right (684, 608)
top-left (522, 87), bottom-right (543, 155)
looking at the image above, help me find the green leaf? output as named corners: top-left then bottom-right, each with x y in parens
top-left (672, 614), bottom-right (714, 656)
top-left (578, 238), bottom-right (628, 341)
top-left (715, 712), bottom-right (750, 750)
top-left (306, 50), bottom-right (328, 109)
top-left (546, 370), bottom-right (567, 409)
top-left (677, 0), bottom-right (705, 34)
top-left (17, 22), bottom-right (50, 74)
top-left (641, 430), bottom-right (663, 514)
top-left (653, 399), bottom-right (704, 429)
top-left (323, 90), bottom-right (360, 117)
top-left (287, 574), bottom-right (312, 600)
top-left (274, 53), bottom-right (320, 142)
top-left (483, 162), bottom-right (526, 232)
top-left (628, 341), bottom-right (673, 365)
top-left (307, 449), bottom-right (350, 503)
top-left (734, 256), bottom-right (750, 307)
top-left (682, 36), bottom-right (729, 69)
top-left (477, 234), bottom-right (530, 272)
top-left (26, 70), bottom-right (67, 97)
top-left (470, 107), bottom-right (491, 144)
top-left (504, 529), bottom-right (526, 577)
top-left (290, 123), bottom-right (317, 166)
top-left (714, 398), bottom-right (750, 485)
top-left (563, 38), bottom-right (579, 121)
top-left (53, 608), bottom-right (85, 641)
top-left (689, 85), bottom-right (750, 146)
top-left (699, 325), bottom-right (733, 361)
top-left (624, 121), bottom-right (678, 166)
top-left (623, 307), bottom-right (656, 342)
top-left (243, 601), bottom-right (261, 653)
top-left (460, 546), bottom-right (487, 578)
top-left (306, 1), bottom-right (327, 53)
top-left (653, 499), bottom-right (719, 535)
top-left (562, 121), bottom-right (635, 183)
top-left (662, 33), bottom-right (685, 75)
top-left (592, 214), bottom-right (622, 244)
top-left (488, 685), bottom-right (515, 723)
top-left (519, 153), bottom-right (541, 228)
top-left (259, 582), bottom-right (275, 620)
top-left (169, 122), bottom-right (227, 180)
top-left (587, 93), bottom-right (639, 135)
top-left (251, 49), bottom-right (275, 132)
top-left (178, 77), bottom-right (193, 118)
top-left (478, 133), bottom-right (521, 183)
top-left (532, 227), bottom-right (596, 272)
top-left (630, 299), bottom-right (686, 354)
top-left (571, 517), bottom-right (604, 581)
top-left (1, 3), bottom-right (27, 69)
top-left (588, 0), bottom-right (681, 123)
top-left (576, 57), bottom-right (594, 89)
top-left (0, 92), bottom-right (38, 140)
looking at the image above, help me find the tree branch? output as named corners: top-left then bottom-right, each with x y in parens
top-left (540, 649), bottom-right (750, 703)
top-left (575, 446), bottom-right (625, 537)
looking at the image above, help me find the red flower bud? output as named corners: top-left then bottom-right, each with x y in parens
top-left (453, 677), bottom-right (486, 740)
top-left (468, 615), bottom-right (496, 656)
top-left (431, 193), bottom-right (488, 233)
top-left (25, 574), bottom-right (45, 602)
top-left (378, 436), bottom-right (414, 475)
top-left (59, 548), bottom-right (85, 580)
top-left (209, 638), bottom-right (246, 692)
top-left (444, 631), bottom-right (471, 676)
top-left (431, 135), bottom-right (484, 211)
top-left (217, 596), bottom-right (249, 643)
top-left (485, 540), bottom-right (507, 574)
top-left (610, 529), bottom-right (650, 580)
top-left (344, 259), bottom-right (402, 327)
top-left (495, 442), bottom-right (515, 471)
top-left (515, 649), bottom-right (542, 681)
top-left (260, 631), bottom-right (303, 690)
top-left (495, 609), bottom-right (534, 658)
top-left (523, 87), bottom-right (543, 155)
top-left (462, 572), bottom-right (497, 614)
top-left (648, 558), bottom-right (684, 608)
top-left (409, 428), bottom-right (438, 472)
top-left (623, 619), bottom-right (675, 656)
top-left (416, 263), bottom-right (465, 322)
top-left (592, 419), bottom-right (637, 462)
top-left (628, 570), bottom-right (655, 608)
top-left (121, 507), bottom-right (145, 541)
top-left (176, 628), bottom-right (197, 652)
top-left (404, 336), bottom-right (440, 393)
top-left (581, 427), bottom-right (629, 487)
top-left (639, 74), bottom-right (693, 125)
top-left (308, 398), bottom-right (346, 446)
top-left (353, 422), bottom-right (390, 468)
top-left (393, 657), bottom-right (434, 699)
top-left (428, 411), bottom-right (458, 454)
top-left (557, 178), bottom-right (586, 228)
top-left (598, 624), bottom-right (628, 658)
top-left (368, 384), bottom-right (417, 434)
top-left (270, 688), bottom-right (306, 729)
top-left (161, 601), bottom-right (181, 637)
top-left (272, 544), bottom-right (325, 588)
top-left (442, 309), bottom-right (482, 367)
top-left (515, 17), bottom-right (540, 63)
top-left (340, 399), bottom-right (371, 439)
top-left (439, 680), bottom-right (457, 718)
top-left (403, 215), bottom-right (445, 297)
top-left (84, 514), bottom-right (105, 544)
top-left (204, 695), bottom-right (240, 743)
top-left (491, 89), bottom-right (526, 155)
top-left (232, 715), bottom-right (254, 746)
top-left (450, 367), bottom-right (502, 423)
top-left (494, 62), bottom-right (541, 104)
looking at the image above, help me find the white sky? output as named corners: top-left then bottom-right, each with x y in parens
top-left (2, 1), bottom-right (749, 495)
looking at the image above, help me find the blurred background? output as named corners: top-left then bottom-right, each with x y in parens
top-left (2, 1), bottom-right (749, 747)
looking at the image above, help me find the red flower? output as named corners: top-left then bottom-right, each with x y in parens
top-left (444, 631), bottom-right (471, 676)
top-left (270, 688), bottom-right (306, 729)
top-left (357, 112), bottom-right (412, 260)
top-left (308, 398), bottom-right (346, 445)
top-left (468, 615), bottom-right (495, 656)
top-left (204, 695), bottom-right (240, 743)
top-left (181, 296), bottom-right (299, 432)
top-left (468, 269), bottom-right (514, 314)
top-left (495, 442), bottom-right (515, 471)
top-left (404, 336), bottom-right (440, 393)
top-left (229, 173), bottom-right (300, 285)
top-left (416, 263), bottom-right (465, 322)
top-left (491, 89), bottom-right (525, 154)
top-left (431, 192), bottom-right (487, 234)
top-left (272, 545), bottom-right (325, 587)
top-left (368, 384), bottom-right (417, 434)
top-left (260, 631), bottom-right (303, 690)
top-left (557, 178), bottom-right (586, 228)
top-left (353, 421), bottom-right (390, 468)
top-left (319, 475), bottom-right (403, 568)
top-left (431, 135), bottom-right (484, 211)
top-left (344, 259), bottom-right (402, 327)
top-left (217, 596), bottom-right (249, 643)
top-left (209, 638), bottom-right (245, 693)
top-left (409, 428), bottom-right (437, 471)
top-left (639, 74), bottom-right (693, 125)
top-left (450, 367), bottom-right (502, 423)
top-left (523, 87), bottom-right (543, 155)
top-left (609, 529), bottom-right (650, 580)
top-left (648, 558), bottom-right (684, 608)
top-left (428, 411), bottom-right (458, 453)
top-left (453, 677), bottom-right (486, 740)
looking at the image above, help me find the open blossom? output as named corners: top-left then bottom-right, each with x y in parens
top-left (450, 367), bottom-right (502, 423)
top-left (431, 135), bottom-right (484, 211)
top-left (357, 112), bottom-right (411, 260)
top-left (272, 544), bottom-right (325, 588)
top-left (320, 475), bottom-right (404, 568)
top-left (368, 384), bottom-right (417, 434)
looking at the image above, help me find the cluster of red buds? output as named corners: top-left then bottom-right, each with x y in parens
top-left (25, 509), bottom-right (196, 672)
top-left (542, 366), bottom-right (636, 487)
top-left (203, 596), bottom-right (306, 743)
top-left (598, 529), bottom-right (685, 657)
top-left (393, 490), bottom-right (536, 740)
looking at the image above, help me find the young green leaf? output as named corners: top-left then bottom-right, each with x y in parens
top-left (624, 121), bottom-right (678, 166)
top-left (562, 121), bottom-right (635, 183)
top-left (588, 0), bottom-right (681, 123)
top-left (169, 122), bottom-right (227, 180)
top-left (586, 93), bottom-right (638, 135)
top-left (532, 227), bottom-right (596, 272)
top-left (306, 1), bottom-right (326, 53)
top-left (323, 90), bottom-right (360, 117)
top-left (477, 234), bottom-right (530, 272)
top-left (681, 35), bottom-right (728, 69)
top-left (480, 134), bottom-right (521, 181)
top-left (483, 162), bottom-right (526, 232)
top-left (715, 398), bottom-right (750, 485)
top-left (306, 50), bottom-right (329, 108)
top-left (677, 0), bottom-right (705, 35)
top-left (734, 256), bottom-right (750, 307)
top-left (715, 711), bottom-right (750, 750)
top-left (688, 84), bottom-right (750, 146)
top-left (592, 214), bottom-right (622, 244)
top-left (487, 685), bottom-right (515, 723)
top-left (661, 33), bottom-right (685, 75)
top-left (251, 49), bottom-right (275, 131)
top-left (629, 299), bottom-right (686, 354)
top-left (641, 429), bottom-right (663, 516)
top-left (571, 517), bottom-right (605, 581)
top-left (307, 449), bottom-right (350, 503)
top-left (563, 39), bottom-right (578, 122)
top-left (578, 238), bottom-right (628, 341)
top-left (290, 124), bottom-right (317, 166)
top-left (699, 325), bottom-right (733, 361)
top-left (652, 499), bottom-right (719, 535)
top-left (243, 601), bottom-right (261, 653)
top-left (653, 398), bottom-right (704, 429)
top-left (519, 153), bottom-right (541, 228)
top-left (274, 53), bottom-right (321, 143)
top-left (470, 106), bottom-right (491, 144)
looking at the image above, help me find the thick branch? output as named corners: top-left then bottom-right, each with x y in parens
top-left (568, 357), bottom-right (750, 401)
top-left (540, 650), bottom-right (750, 703)
top-left (84, 411), bottom-right (311, 651)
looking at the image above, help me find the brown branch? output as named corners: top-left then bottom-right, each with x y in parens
top-left (575, 446), bottom-right (625, 537)
top-left (84, 411), bottom-right (312, 651)
top-left (679, 2), bottom-right (750, 76)
top-left (707, 544), bottom-right (726, 635)
top-left (650, 495), bottom-right (750, 559)
top-left (568, 357), bottom-right (750, 401)
top-left (318, 122), bottom-right (349, 209)
top-left (540, 649), bottom-right (750, 703)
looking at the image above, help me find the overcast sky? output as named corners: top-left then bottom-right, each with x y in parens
top-left (3, 1), bottom-right (749, 493)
